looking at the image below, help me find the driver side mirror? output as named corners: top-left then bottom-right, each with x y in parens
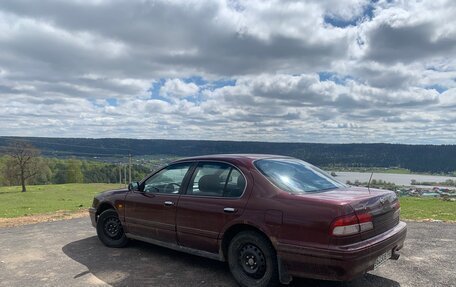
top-left (128, 181), bottom-right (140, 191)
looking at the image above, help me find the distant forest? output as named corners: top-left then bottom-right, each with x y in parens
top-left (0, 156), bottom-right (150, 187)
top-left (0, 137), bottom-right (455, 173)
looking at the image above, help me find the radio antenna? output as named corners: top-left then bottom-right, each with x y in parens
top-left (367, 172), bottom-right (373, 194)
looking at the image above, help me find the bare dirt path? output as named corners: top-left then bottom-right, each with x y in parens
top-left (0, 210), bottom-right (88, 228)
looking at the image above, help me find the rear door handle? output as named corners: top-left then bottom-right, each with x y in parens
top-left (224, 207), bottom-right (237, 213)
top-left (164, 201), bottom-right (174, 206)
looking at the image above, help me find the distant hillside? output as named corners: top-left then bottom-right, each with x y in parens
top-left (0, 136), bottom-right (455, 173)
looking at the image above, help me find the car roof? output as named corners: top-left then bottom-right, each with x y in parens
top-left (174, 154), bottom-right (293, 164)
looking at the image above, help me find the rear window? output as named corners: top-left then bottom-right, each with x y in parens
top-left (254, 158), bottom-right (346, 193)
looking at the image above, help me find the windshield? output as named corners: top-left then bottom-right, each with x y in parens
top-left (254, 158), bottom-right (347, 193)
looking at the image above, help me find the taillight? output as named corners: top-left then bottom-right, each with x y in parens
top-left (330, 212), bottom-right (373, 236)
top-left (393, 200), bottom-right (400, 210)
top-left (356, 212), bottom-right (374, 232)
top-left (393, 200), bottom-right (401, 219)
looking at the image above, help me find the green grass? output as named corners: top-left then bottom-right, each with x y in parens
top-left (379, 168), bottom-right (411, 174)
top-left (400, 197), bottom-right (456, 221)
top-left (1, 183), bottom-right (455, 222)
top-left (0, 183), bottom-right (121, 218)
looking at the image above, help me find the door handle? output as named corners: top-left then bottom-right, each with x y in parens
top-left (164, 201), bottom-right (174, 206)
top-left (224, 207), bottom-right (237, 213)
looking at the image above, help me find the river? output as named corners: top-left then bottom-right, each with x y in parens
top-left (332, 171), bottom-right (456, 188)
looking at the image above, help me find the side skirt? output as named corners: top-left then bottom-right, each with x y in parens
top-left (125, 233), bottom-right (225, 262)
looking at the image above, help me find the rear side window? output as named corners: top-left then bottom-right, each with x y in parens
top-left (186, 162), bottom-right (246, 197)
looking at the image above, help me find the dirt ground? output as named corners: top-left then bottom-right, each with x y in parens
top-left (0, 217), bottom-right (455, 287)
top-left (0, 210), bottom-right (88, 228)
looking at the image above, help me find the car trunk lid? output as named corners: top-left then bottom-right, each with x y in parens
top-left (312, 187), bottom-right (401, 242)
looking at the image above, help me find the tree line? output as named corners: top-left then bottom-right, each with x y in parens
top-left (0, 142), bottom-right (150, 191)
top-left (1, 137), bottom-right (455, 174)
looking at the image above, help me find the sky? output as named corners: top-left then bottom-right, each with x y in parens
top-left (0, 0), bottom-right (455, 144)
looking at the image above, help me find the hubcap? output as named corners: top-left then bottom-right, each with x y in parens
top-left (238, 244), bottom-right (266, 279)
top-left (103, 217), bottom-right (122, 239)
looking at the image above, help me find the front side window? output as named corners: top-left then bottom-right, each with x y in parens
top-left (186, 162), bottom-right (246, 197)
top-left (254, 158), bottom-right (346, 194)
top-left (142, 162), bottom-right (192, 194)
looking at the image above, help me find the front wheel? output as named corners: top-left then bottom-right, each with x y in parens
top-left (228, 231), bottom-right (279, 287)
top-left (96, 209), bottom-right (129, 248)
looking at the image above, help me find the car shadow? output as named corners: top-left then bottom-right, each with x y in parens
top-left (62, 236), bottom-right (400, 287)
top-left (62, 236), bottom-right (237, 286)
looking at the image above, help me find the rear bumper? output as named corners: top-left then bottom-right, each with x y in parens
top-left (89, 207), bottom-right (97, 228)
top-left (277, 221), bottom-right (407, 281)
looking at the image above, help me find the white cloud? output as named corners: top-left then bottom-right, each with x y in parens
top-left (322, 0), bottom-right (370, 21)
top-left (356, 0), bottom-right (456, 64)
top-left (0, 0), bottom-right (455, 143)
top-left (160, 79), bottom-right (199, 99)
top-left (439, 89), bottom-right (456, 107)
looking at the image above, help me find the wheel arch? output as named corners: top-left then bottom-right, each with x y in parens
top-left (95, 202), bottom-right (115, 220)
top-left (220, 223), bottom-right (275, 260)
top-left (221, 223), bottom-right (292, 284)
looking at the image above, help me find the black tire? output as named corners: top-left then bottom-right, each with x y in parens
top-left (228, 231), bottom-right (279, 287)
top-left (96, 209), bottom-right (129, 248)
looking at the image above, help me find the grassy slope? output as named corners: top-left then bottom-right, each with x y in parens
top-left (400, 197), bottom-right (456, 221)
top-left (0, 183), bottom-right (121, 218)
top-left (0, 184), bottom-right (455, 221)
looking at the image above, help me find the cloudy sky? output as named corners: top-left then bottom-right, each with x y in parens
top-left (0, 0), bottom-right (455, 144)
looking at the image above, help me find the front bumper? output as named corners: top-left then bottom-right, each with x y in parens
top-left (277, 221), bottom-right (407, 281)
top-left (89, 207), bottom-right (97, 228)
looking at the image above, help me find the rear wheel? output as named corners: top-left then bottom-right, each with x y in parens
top-left (96, 209), bottom-right (129, 248)
top-left (228, 231), bottom-right (279, 287)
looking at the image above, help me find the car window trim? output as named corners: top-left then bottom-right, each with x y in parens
top-left (222, 167), bottom-right (234, 197)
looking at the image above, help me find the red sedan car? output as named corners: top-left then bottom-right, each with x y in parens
top-left (90, 154), bottom-right (406, 286)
